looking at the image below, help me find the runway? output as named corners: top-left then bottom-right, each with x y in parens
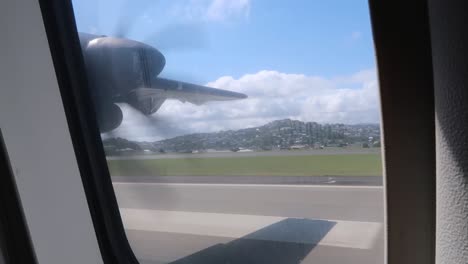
top-left (112, 175), bottom-right (383, 186)
top-left (113, 181), bottom-right (384, 263)
top-left (107, 148), bottom-right (381, 160)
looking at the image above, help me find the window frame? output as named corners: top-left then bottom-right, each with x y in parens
top-left (0, 130), bottom-right (37, 264)
top-left (34, 1), bottom-right (439, 264)
top-left (369, 1), bottom-right (436, 263)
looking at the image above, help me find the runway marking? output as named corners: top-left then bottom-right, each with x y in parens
top-left (120, 208), bottom-right (382, 249)
top-left (113, 182), bottom-right (382, 189)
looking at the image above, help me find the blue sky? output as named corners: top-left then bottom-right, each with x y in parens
top-left (73, 0), bottom-right (374, 82)
top-left (72, 0), bottom-right (379, 141)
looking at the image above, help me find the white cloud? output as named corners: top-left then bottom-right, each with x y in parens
top-left (205, 0), bottom-right (250, 21)
top-left (350, 31), bottom-right (362, 41)
top-left (89, 26), bottom-right (99, 34)
top-left (169, 0), bottom-right (250, 22)
top-left (106, 69), bottom-right (380, 141)
top-left (332, 68), bottom-right (376, 85)
top-left (344, 31), bottom-right (363, 46)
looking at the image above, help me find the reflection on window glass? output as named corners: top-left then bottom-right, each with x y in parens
top-left (72, 0), bottom-right (384, 263)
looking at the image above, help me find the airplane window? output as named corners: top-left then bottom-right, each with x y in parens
top-left (72, 0), bottom-right (384, 263)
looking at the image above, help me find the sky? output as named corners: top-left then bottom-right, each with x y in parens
top-left (72, 0), bottom-right (379, 142)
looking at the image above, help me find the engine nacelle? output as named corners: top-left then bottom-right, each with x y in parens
top-left (96, 103), bottom-right (123, 133)
top-left (82, 35), bottom-right (166, 99)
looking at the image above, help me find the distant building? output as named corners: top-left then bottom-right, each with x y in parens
top-left (290, 144), bottom-right (308, 150)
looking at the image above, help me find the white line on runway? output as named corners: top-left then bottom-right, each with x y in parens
top-left (113, 182), bottom-right (382, 189)
top-left (120, 208), bottom-right (382, 249)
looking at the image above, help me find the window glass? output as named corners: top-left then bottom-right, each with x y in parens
top-left (72, 1), bottom-right (384, 263)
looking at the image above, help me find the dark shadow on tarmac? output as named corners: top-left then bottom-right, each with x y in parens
top-left (169, 218), bottom-right (336, 264)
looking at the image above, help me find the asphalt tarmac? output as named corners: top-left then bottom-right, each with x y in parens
top-left (114, 182), bottom-right (384, 264)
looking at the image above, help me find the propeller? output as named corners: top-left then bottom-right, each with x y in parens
top-left (110, 0), bottom-right (210, 85)
top-left (112, 1), bottom-right (208, 52)
top-left (101, 1), bottom-right (213, 137)
top-left (143, 23), bottom-right (208, 52)
top-left (112, 0), bottom-right (155, 38)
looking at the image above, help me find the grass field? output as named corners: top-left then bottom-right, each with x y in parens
top-left (107, 153), bottom-right (382, 177)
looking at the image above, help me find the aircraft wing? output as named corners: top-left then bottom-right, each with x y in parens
top-left (125, 77), bottom-right (247, 115)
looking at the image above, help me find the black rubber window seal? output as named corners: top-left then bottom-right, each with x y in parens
top-left (37, 1), bottom-right (139, 263)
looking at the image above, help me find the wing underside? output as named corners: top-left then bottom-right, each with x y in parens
top-left (125, 77), bottom-right (247, 115)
